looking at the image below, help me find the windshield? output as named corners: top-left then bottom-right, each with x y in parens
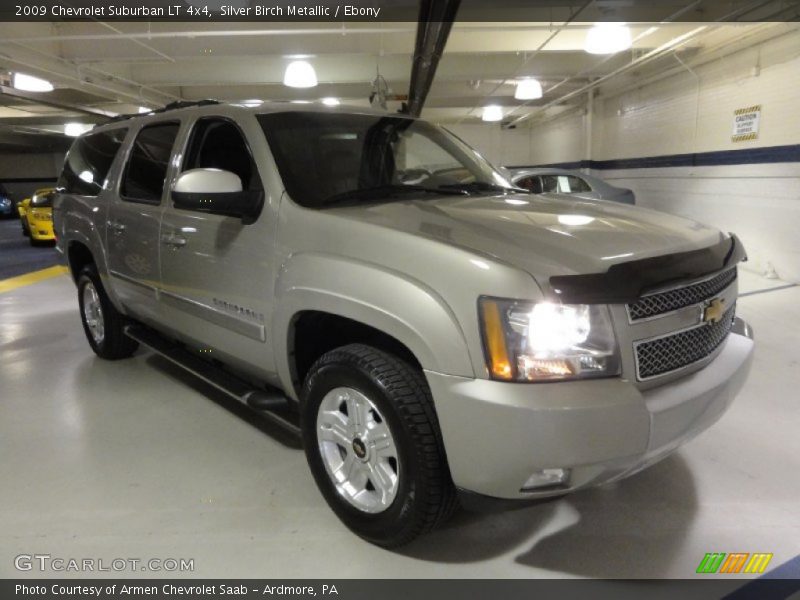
top-left (31, 191), bottom-right (55, 208)
top-left (257, 111), bottom-right (516, 208)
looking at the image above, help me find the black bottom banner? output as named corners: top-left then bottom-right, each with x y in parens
top-left (3, 579), bottom-right (800, 600)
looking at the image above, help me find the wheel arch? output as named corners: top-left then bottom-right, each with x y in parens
top-left (273, 253), bottom-right (474, 399)
top-left (66, 240), bottom-right (95, 283)
top-left (64, 228), bottom-right (125, 314)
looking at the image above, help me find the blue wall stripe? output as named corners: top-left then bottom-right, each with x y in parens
top-left (507, 143), bottom-right (800, 171)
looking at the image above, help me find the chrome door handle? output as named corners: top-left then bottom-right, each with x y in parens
top-left (107, 220), bottom-right (126, 234)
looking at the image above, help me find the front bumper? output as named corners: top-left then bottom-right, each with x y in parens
top-left (28, 219), bottom-right (55, 241)
top-left (426, 321), bottom-right (754, 501)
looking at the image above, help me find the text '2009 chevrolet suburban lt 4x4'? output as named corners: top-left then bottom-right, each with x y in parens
top-left (53, 101), bottom-right (754, 547)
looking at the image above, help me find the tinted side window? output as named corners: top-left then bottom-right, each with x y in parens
top-left (58, 129), bottom-right (127, 196)
top-left (563, 175), bottom-right (591, 193)
top-left (121, 123), bottom-right (180, 204)
top-left (183, 119), bottom-right (261, 191)
top-left (516, 176), bottom-right (543, 194)
top-left (540, 175), bottom-right (559, 193)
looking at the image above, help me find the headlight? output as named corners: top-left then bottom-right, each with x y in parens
top-left (479, 297), bottom-right (620, 382)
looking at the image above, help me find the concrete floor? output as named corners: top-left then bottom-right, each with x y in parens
top-left (1, 267), bottom-right (798, 579)
top-left (0, 219), bottom-right (59, 279)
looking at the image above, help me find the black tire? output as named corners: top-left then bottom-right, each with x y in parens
top-left (21, 220), bottom-right (30, 237)
top-left (77, 264), bottom-right (139, 360)
top-left (301, 343), bottom-right (457, 547)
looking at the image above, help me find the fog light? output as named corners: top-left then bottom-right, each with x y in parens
top-left (522, 468), bottom-right (570, 491)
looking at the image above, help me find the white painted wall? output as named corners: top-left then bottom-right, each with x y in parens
top-left (602, 163), bottom-right (799, 281)
top-left (447, 31), bottom-right (800, 282)
top-left (593, 31), bottom-right (800, 282)
top-left (445, 123), bottom-right (534, 169)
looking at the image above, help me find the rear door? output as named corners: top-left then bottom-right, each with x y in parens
top-left (157, 115), bottom-right (278, 379)
top-left (106, 121), bottom-right (181, 323)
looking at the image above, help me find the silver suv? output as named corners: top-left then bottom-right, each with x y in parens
top-left (54, 101), bottom-right (754, 547)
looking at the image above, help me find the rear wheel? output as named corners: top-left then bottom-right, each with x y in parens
top-left (77, 264), bottom-right (138, 360)
top-left (301, 343), bottom-right (457, 547)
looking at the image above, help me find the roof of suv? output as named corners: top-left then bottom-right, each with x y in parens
top-left (89, 100), bottom-right (413, 135)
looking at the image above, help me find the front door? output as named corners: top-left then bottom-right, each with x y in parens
top-left (158, 116), bottom-right (278, 380)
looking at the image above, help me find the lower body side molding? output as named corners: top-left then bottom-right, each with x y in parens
top-left (123, 325), bottom-right (300, 437)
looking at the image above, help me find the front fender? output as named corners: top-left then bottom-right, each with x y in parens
top-left (273, 252), bottom-right (475, 396)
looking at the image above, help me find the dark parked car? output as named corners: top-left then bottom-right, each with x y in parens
top-left (0, 184), bottom-right (14, 218)
top-left (507, 167), bottom-right (635, 205)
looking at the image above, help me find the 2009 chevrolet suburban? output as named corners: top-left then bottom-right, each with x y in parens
top-left (53, 101), bottom-right (754, 547)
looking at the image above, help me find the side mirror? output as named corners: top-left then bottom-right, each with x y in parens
top-left (171, 168), bottom-right (263, 224)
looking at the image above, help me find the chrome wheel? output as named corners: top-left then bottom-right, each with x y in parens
top-left (316, 387), bottom-right (400, 514)
top-left (82, 282), bottom-right (105, 345)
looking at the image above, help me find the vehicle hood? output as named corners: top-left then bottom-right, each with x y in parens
top-left (330, 192), bottom-right (725, 282)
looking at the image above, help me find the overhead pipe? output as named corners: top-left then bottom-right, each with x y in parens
top-left (457, 0), bottom-right (591, 124)
top-left (406, 0), bottom-right (461, 118)
top-left (503, 25), bottom-right (709, 128)
top-left (503, 0), bottom-right (779, 128)
top-left (0, 46), bottom-right (179, 106)
top-left (0, 84), bottom-right (118, 117)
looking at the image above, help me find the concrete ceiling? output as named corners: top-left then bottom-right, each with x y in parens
top-left (0, 15), bottom-right (796, 150)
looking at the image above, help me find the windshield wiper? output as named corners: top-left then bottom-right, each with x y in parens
top-left (321, 184), bottom-right (468, 207)
top-left (438, 181), bottom-right (530, 195)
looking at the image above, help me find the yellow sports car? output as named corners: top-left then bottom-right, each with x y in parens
top-left (17, 197), bottom-right (31, 235)
top-left (19, 187), bottom-right (56, 245)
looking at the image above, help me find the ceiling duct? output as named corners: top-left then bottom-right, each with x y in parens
top-left (405, 0), bottom-right (461, 117)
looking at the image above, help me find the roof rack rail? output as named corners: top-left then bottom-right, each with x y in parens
top-left (152, 99), bottom-right (221, 114)
top-left (100, 99), bottom-right (222, 125)
top-left (102, 113), bottom-right (137, 124)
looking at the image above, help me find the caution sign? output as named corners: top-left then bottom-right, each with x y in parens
top-left (732, 105), bottom-right (760, 142)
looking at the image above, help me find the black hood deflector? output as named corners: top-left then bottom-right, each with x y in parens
top-left (549, 234), bottom-right (747, 304)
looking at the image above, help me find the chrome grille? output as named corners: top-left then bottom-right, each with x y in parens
top-left (627, 268), bottom-right (737, 321)
top-left (634, 305), bottom-right (735, 380)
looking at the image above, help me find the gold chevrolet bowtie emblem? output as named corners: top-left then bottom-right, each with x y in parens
top-left (703, 298), bottom-right (725, 324)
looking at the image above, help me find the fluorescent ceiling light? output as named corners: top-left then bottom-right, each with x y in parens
top-left (321, 97), bottom-right (340, 106)
top-left (12, 72), bottom-right (53, 92)
top-left (64, 123), bottom-right (90, 137)
top-left (482, 105), bottom-right (503, 122)
top-left (515, 78), bottom-right (543, 100)
top-left (283, 60), bottom-right (318, 88)
top-left (584, 23), bottom-right (632, 55)
top-left (138, 106), bottom-right (151, 113)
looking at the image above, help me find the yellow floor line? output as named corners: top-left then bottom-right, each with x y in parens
top-left (0, 265), bottom-right (70, 294)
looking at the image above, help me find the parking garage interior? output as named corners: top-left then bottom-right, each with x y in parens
top-left (1, 2), bottom-right (799, 582)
